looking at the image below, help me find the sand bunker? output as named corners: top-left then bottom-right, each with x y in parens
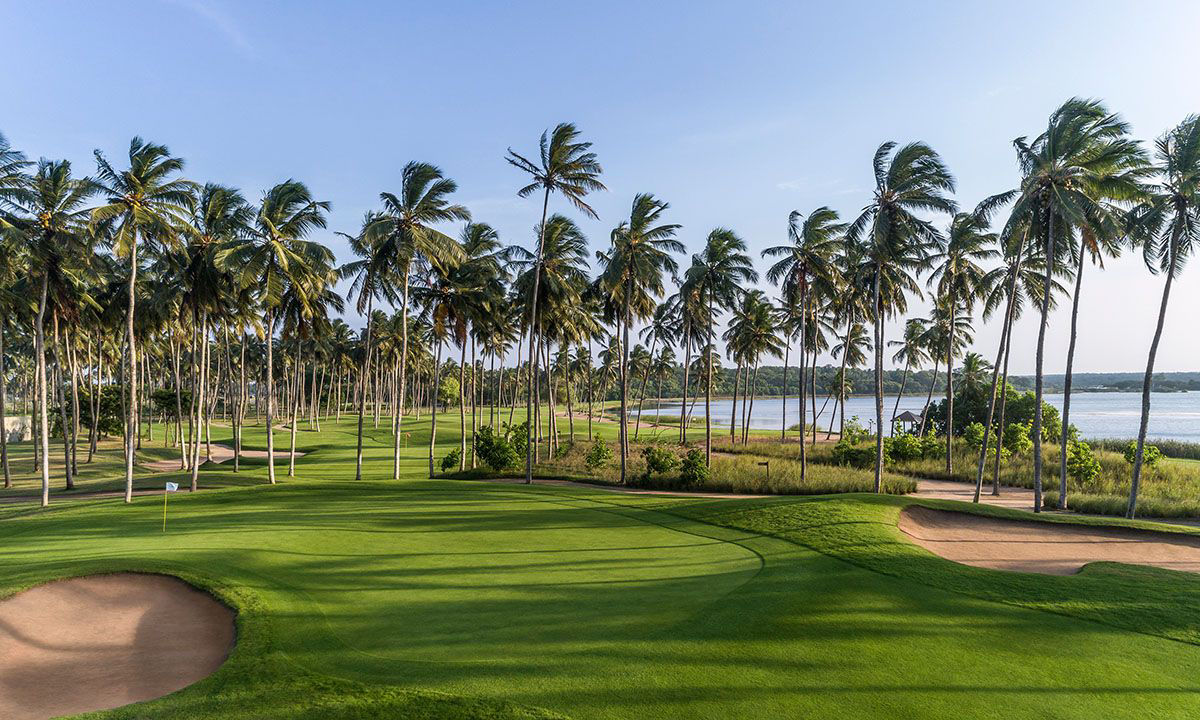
top-left (899, 505), bottom-right (1200, 575)
top-left (0, 573), bottom-right (235, 720)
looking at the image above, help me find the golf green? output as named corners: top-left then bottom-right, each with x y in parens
top-left (3, 418), bottom-right (1200, 719)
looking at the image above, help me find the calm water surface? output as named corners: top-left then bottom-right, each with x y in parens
top-left (634, 392), bottom-right (1200, 442)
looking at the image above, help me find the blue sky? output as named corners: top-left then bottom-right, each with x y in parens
top-left (5, 1), bottom-right (1200, 373)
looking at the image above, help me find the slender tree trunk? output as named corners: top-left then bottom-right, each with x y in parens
top-left (355, 295), bottom-right (374, 481)
top-left (993, 318), bottom-right (1016, 496)
top-left (0, 320), bottom-right (9, 488)
top-left (620, 291), bottom-right (631, 482)
top-left (810, 349), bottom-right (818, 447)
top-left (459, 339), bottom-right (467, 471)
top-left (123, 238), bottom-right (139, 503)
top-left (780, 338), bottom-right (789, 441)
top-left (429, 340), bottom-right (443, 478)
top-left (34, 273), bottom-right (51, 506)
top-left (53, 314), bottom-right (74, 490)
top-left (264, 312), bottom-right (278, 485)
top-left (745, 361), bottom-right (759, 443)
top-left (729, 363), bottom-right (740, 445)
top-left (68, 328), bottom-right (80, 475)
top-left (1058, 237), bottom-right (1087, 509)
top-left (945, 303), bottom-right (955, 475)
top-left (891, 360), bottom-right (910, 432)
top-left (633, 338), bottom-right (655, 441)
top-left (288, 344), bottom-right (301, 477)
top-left (680, 335), bottom-right (691, 444)
top-left (394, 272), bottom-right (411, 481)
top-left (974, 244), bottom-right (1024, 501)
top-left (918, 360), bottom-right (940, 436)
top-left (705, 296), bottom-right (713, 465)
top-left (1032, 208), bottom-right (1054, 513)
top-left (525, 188), bottom-right (551, 484)
top-left (190, 313), bottom-right (209, 491)
top-left (798, 288), bottom-right (808, 477)
top-left (1129, 231), bottom-right (1179, 518)
top-left (872, 262), bottom-right (884, 493)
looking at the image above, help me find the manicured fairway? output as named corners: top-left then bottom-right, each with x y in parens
top-left (3, 418), bottom-right (1200, 719)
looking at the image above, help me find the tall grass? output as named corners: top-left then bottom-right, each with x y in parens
top-left (1089, 437), bottom-right (1200, 461)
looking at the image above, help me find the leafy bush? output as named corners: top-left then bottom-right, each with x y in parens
top-left (1066, 440), bottom-right (1101, 485)
top-left (1123, 441), bottom-right (1163, 468)
top-left (841, 417), bottom-right (869, 444)
top-left (475, 425), bottom-right (517, 471)
top-left (440, 447), bottom-right (461, 473)
top-left (1002, 422), bottom-right (1033, 455)
top-left (832, 439), bottom-right (875, 468)
top-left (963, 422), bottom-right (986, 451)
top-left (641, 445), bottom-right (678, 480)
top-left (679, 449), bottom-right (708, 486)
top-left (504, 421), bottom-right (529, 461)
top-left (584, 437), bottom-right (612, 469)
top-left (919, 433), bottom-right (943, 460)
top-left (437, 375), bottom-right (460, 408)
top-left (884, 433), bottom-right (923, 462)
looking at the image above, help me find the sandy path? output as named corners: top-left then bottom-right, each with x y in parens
top-left (913, 478), bottom-right (1038, 511)
top-left (0, 573), bottom-right (235, 720)
top-left (142, 443), bottom-right (304, 472)
top-left (898, 505), bottom-right (1200, 575)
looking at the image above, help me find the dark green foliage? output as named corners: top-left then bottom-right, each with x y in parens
top-left (151, 387), bottom-right (193, 419)
top-left (1066, 440), bottom-right (1101, 485)
top-left (884, 433), bottom-right (923, 462)
top-left (1003, 422), bottom-right (1034, 455)
top-left (678, 448), bottom-right (708, 486)
top-left (504, 421), bottom-right (529, 462)
top-left (584, 437), bottom-right (612, 469)
top-left (640, 445), bottom-right (678, 480)
top-left (476, 425), bottom-right (518, 471)
top-left (441, 447), bottom-right (461, 472)
top-left (1123, 441), bottom-right (1163, 467)
top-left (831, 439), bottom-right (875, 468)
top-left (78, 385), bottom-right (126, 436)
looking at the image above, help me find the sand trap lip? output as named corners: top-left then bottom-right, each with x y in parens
top-left (0, 573), bottom-right (236, 720)
top-left (898, 505), bottom-right (1200, 575)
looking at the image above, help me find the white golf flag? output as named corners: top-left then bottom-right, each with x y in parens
top-left (165, 481), bottom-right (179, 492)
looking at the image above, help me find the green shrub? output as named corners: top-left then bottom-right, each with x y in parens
top-left (641, 445), bottom-right (678, 480)
top-left (1066, 440), bottom-right (1101, 485)
top-left (679, 449), bottom-right (708, 486)
top-left (832, 439), bottom-right (875, 468)
top-left (963, 422), bottom-right (986, 451)
top-left (884, 433), bottom-right (923, 462)
top-left (504, 421), bottom-right (529, 461)
top-left (1123, 441), bottom-right (1163, 468)
top-left (919, 434), bottom-right (943, 460)
top-left (440, 448), bottom-right (461, 473)
top-left (585, 437), bottom-right (612, 469)
top-left (841, 417), bottom-right (868, 444)
top-left (475, 425), bottom-right (518, 471)
top-left (1002, 422), bottom-right (1033, 455)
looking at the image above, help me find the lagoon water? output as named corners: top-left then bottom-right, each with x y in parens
top-left (633, 392), bottom-right (1200, 442)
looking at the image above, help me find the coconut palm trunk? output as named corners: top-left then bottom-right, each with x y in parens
top-left (394, 273), bottom-right (411, 481)
top-left (729, 363), bottom-right (740, 445)
top-left (429, 340), bottom-right (443, 478)
top-left (459, 339), bottom-right (467, 471)
top-left (0, 320), bottom-right (9, 488)
top-left (355, 295), bottom-right (374, 481)
top-left (524, 190), bottom-right (551, 483)
top-left (1032, 211), bottom-right (1055, 513)
top-left (122, 236), bottom-right (139, 503)
top-left (918, 360), bottom-right (940, 436)
top-left (1058, 236), bottom-right (1087, 509)
top-left (945, 302), bottom-right (956, 474)
top-left (264, 311), bottom-right (278, 485)
top-left (704, 296), bottom-right (714, 464)
top-left (680, 335), bottom-right (691, 444)
top-left (780, 339), bottom-right (789, 441)
top-left (52, 314), bottom-right (74, 490)
top-left (633, 338), bottom-right (656, 441)
top-left (1129, 228), bottom-right (1181, 518)
top-left (34, 273), bottom-right (51, 506)
top-left (872, 263), bottom-right (884, 493)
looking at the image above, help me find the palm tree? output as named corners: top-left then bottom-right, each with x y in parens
top-left (1126, 115), bottom-right (1200, 518)
top-left (927, 207), bottom-right (998, 472)
top-left (830, 322), bottom-right (869, 438)
top-left (8, 159), bottom-right (95, 506)
top-left (1009, 98), bottom-right (1148, 511)
top-left (91, 138), bottom-right (195, 502)
top-left (597, 194), bottom-right (682, 482)
top-left (763, 207), bottom-right (843, 472)
top-left (507, 124), bottom-right (605, 482)
top-left (180, 184), bottom-right (250, 488)
top-left (633, 302), bottom-right (680, 440)
top-left (0, 136), bottom-right (30, 490)
top-left (226, 180), bottom-right (331, 485)
top-left (726, 290), bottom-right (783, 443)
top-left (512, 214), bottom-right (591, 458)
top-left (888, 317), bottom-right (929, 432)
top-left (366, 162), bottom-right (470, 479)
top-left (848, 142), bottom-right (956, 490)
top-left (685, 228), bottom-right (755, 463)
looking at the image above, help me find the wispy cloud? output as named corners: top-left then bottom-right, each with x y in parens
top-left (163, 0), bottom-right (253, 55)
top-left (775, 176), bottom-right (862, 196)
